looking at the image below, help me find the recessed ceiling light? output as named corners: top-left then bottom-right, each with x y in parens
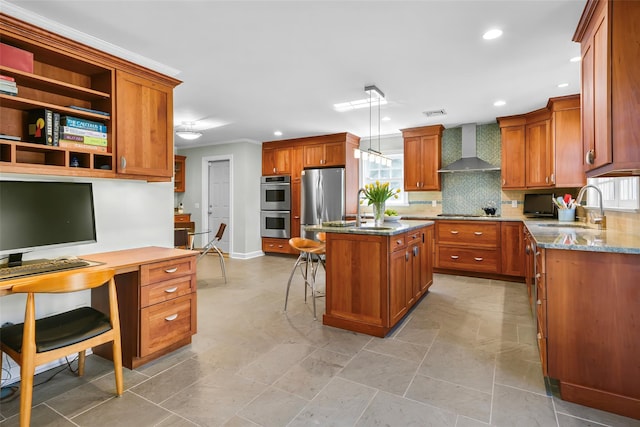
top-left (382, 116), bottom-right (391, 121)
top-left (274, 131), bottom-right (282, 136)
top-left (558, 83), bottom-right (569, 88)
top-left (493, 100), bottom-right (506, 107)
top-left (570, 56), bottom-right (582, 62)
top-left (483, 29), bottom-right (503, 40)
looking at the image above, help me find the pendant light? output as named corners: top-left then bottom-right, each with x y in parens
top-left (354, 85), bottom-right (392, 167)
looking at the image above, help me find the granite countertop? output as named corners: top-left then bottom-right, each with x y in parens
top-left (524, 219), bottom-right (640, 254)
top-left (404, 215), bottom-right (523, 222)
top-left (305, 220), bottom-right (434, 236)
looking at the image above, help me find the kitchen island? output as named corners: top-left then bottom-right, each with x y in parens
top-left (523, 220), bottom-right (640, 419)
top-left (306, 220), bottom-right (434, 337)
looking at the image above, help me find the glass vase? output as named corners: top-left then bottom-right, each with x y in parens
top-left (373, 201), bottom-right (385, 226)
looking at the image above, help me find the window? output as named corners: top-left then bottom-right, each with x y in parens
top-left (361, 153), bottom-right (407, 206)
top-left (585, 177), bottom-right (639, 210)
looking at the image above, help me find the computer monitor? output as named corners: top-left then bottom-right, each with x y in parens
top-left (0, 180), bottom-right (97, 266)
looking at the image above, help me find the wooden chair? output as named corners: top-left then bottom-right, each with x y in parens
top-left (0, 268), bottom-right (124, 426)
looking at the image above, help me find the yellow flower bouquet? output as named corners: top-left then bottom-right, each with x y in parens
top-left (361, 181), bottom-right (401, 225)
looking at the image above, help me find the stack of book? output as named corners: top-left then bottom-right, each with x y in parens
top-left (0, 75), bottom-right (17, 96)
top-left (59, 116), bottom-right (108, 152)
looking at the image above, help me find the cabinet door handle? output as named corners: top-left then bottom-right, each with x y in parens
top-left (416, 181), bottom-right (420, 187)
top-left (537, 332), bottom-right (542, 340)
top-left (585, 149), bottom-right (595, 165)
top-left (545, 176), bottom-right (549, 183)
top-left (165, 314), bottom-right (178, 321)
top-left (450, 230), bottom-right (459, 234)
top-left (396, 239), bottom-right (403, 245)
top-left (120, 156), bottom-right (126, 170)
top-left (525, 245), bottom-right (531, 255)
top-left (474, 231), bottom-right (483, 236)
top-left (413, 246), bottom-right (419, 256)
top-left (273, 167), bottom-right (276, 173)
top-left (474, 257), bottom-right (483, 261)
top-left (503, 179), bottom-right (506, 185)
top-left (550, 173), bottom-right (555, 184)
top-left (406, 252), bottom-right (410, 261)
top-left (537, 299), bottom-right (542, 305)
top-left (164, 287), bottom-right (178, 293)
top-left (450, 255), bottom-right (459, 259)
top-left (164, 267), bottom-right (178, 273)
top-left (535, 273), bottom-right (541, 279)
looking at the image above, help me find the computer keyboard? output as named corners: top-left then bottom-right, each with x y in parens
top-left (0, 259), bottom-right (91, 280)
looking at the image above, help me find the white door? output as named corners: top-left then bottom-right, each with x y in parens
top-left (208, 160), bottom-right (230, 253)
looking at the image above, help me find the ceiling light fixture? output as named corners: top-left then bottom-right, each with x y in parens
top-left (175, 122), bottom-right (203, 140)
top-left (353, 85), bottom-right (392, 167)
top-left (483, 28), bottom-right (503, 40)
top-left (557, 83), bottom-right (569, 88)
top-left (493, 100), bottom-right (506, 107)
top-left (274, 130), bottom-right (283, 136)
top-left (570, 56), bottom-right (582, 62)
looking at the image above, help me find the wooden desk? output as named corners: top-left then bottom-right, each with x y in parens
top-left (0, 247), bottom-right (198, 369)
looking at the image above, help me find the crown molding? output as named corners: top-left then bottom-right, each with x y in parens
top-left (1, 0), bottom-right (181, 77)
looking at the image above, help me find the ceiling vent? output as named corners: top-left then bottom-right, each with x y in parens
top-left (423, 109), bottom-right (447, 118)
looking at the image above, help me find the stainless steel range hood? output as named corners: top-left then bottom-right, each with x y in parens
top-left (438, 123), bottom-right (500, 172)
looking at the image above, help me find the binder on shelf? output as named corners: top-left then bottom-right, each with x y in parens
top-left (60, 116), bottom-right (107, 133)
top-left (27, 109), bottom-right (54, 145)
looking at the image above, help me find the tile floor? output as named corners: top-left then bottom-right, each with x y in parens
top-left (1, 253), bottom-right (639, 427)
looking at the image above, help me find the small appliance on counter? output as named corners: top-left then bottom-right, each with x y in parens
top-left (523, 193), bottom-right (556, 218)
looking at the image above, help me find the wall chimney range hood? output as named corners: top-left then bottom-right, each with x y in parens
top-left (438, 123), bottom-right (500, 172)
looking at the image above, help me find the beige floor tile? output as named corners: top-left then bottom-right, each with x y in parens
top-left (491, 384), bottom-right (556, 427)
top-left (71, 391), bottom-right (173, 426)
top-left (237, 342), bottom-right (316, 385)
top-left (355, 390), bottom-right (457, 426)
top-left (237, 387), bottom-right (308, 427)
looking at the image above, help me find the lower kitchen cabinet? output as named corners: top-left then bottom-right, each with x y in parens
top-left (535, 247), bottom-right (640, 419)
top-left (324, 224), bottom-right (433, 337)
top-left (262, 237), bottom-right (295, 254)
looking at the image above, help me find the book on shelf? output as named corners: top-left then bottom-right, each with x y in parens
top-left (0, 75), bottom-right (16, 82)
top-left (0, 89), bottom-right (18, 96)
top-left (61, 126), bottom-right (107, 139)
top-left (58, 140), bottom-right (108, 153)
top-left (59, 133), bottom-right (107, 146)
top-left (52, 112), bottom-right (60, 146)
top-left (67, 105), bottom-right (110, 117)
top-left (60, 116), bottom-right (107, 133)
top-left (27, 108), bottom-right (54, 145)
top-left (0, 81), bottom-right (17, 89)
top-left (0, 133), bottom-right (20, 141)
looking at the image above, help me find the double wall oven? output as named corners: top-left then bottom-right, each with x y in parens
top-left (260, 175), bottom-right (291, 239)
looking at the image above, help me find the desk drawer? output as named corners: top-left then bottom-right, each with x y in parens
top-left (436, 221), bottom-right (499, 247)
top-left (437, 246), bottom-right (499, 273)
top-left (141, 257), bottom-right (195, 285)
top-left (140, 293), bottom-right (196, 357)
top-left (141, 275), bottom-right (195, 307)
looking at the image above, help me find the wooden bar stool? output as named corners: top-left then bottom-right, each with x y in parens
top-left (284, 237), bottom-right (326, 320)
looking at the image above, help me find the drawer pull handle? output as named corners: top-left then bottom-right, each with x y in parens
top-left (396, 239), bottom-right (403, 245)
top-left (474, 257), bottom-right (483, 261)
top-left (474, 232), bottom-right (483, 236)
top-left (165, 314), bottom-right (179, 321)
top-left (164, 267), bottom-right (178, 273)
top-left (165, 287), bottom-right (178, 293)
top-left (450, 255), bottom-right (459, 259)
top-left (450, 230), bottom-right (459, 234)
top-left (535, 273), bottom-right (541, 279)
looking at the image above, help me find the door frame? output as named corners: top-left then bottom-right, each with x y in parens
top-left (200, 154), bottom-right (233, 257)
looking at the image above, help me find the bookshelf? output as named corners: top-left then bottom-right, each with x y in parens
top-left (0, 13), bottom-right (180, 181)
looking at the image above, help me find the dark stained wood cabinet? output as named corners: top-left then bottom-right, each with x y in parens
top-left (574, 0), bottom-right (640, 177)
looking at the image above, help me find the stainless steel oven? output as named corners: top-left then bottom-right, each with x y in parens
top-left (260, 175), bottom-right (291, 211)
top-left (260, 210), bottom-right (291, 238)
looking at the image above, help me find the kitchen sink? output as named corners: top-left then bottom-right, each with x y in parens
top-left (536, 223), bottom-right (591, 229)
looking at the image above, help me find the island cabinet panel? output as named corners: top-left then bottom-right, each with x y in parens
top-left (324, 234), bottom-right (387, 331)
top-left (543, 249), bottom-right (640, 419)
top-left (323, 224), bottom-right (433, 338)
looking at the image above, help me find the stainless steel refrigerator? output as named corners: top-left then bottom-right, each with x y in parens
top-left (301, 167), bottom-right (345, 239)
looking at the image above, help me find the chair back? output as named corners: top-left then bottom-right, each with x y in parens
top-left (215, 223), bottom-right (227, 242)
top-left (10, 268), bottom-right (116, 294)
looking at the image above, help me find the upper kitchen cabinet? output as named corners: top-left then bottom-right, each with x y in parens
top-left (303, 141), bottom-right (345, 168)
top-left (498, 95), bottom-right (584, 189)
top-left (574, 0), bottom-right (640, 177)
top-left (262, 144), bottom-right (291, 176)
top-left (116, 70), bottom-right (175, 179)
top-left (174, 155), bottom-right (186, 192)
top-left (401, 125), bottom-right (444, 191)
top-left (0, 13), bottom-right (180, 181)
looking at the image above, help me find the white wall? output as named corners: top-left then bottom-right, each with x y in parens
top-left (175, 141), bottom-right (263, 258)
top-left (0, 173), bottom-right (173, 384)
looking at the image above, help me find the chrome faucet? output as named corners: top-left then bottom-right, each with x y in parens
top-left (356, 188), bottom-right (366, 227)
top-left (575, 184), bottom-right (606, 230)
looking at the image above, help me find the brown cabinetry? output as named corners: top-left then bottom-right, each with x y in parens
top-left (324, 225), bottom-right (433, 337)
top-left (573, 0), bottom-right (640, 177)
top-left (303, 141), bottom-right (345, 167)
top-left (401, 125), bottom-right (444, 191)
top-left (498, 95), bottom-right (584, 189)
top-left (87, 247), bottom-right (197, 369)
top-left (0, 14), bottom-right (180, 181)
top-left (262, 145), bottom-right (291, 175)
top-left (174, 155), bottom-right (186, 192)
top-left (261, 237), bottom-right (294, 254)
top-left (501, 221), bottom-right (525, 277)
top-left (533, 245), bottom-right (640, 419)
